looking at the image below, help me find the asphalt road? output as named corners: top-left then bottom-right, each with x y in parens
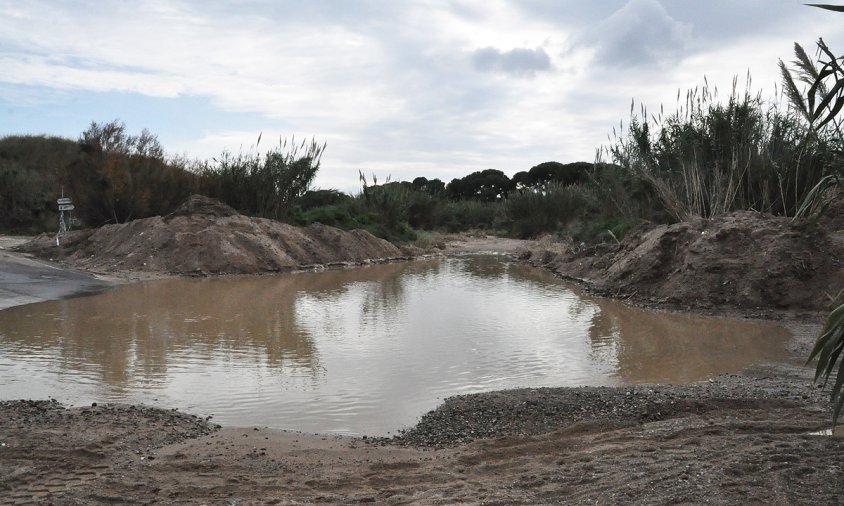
top-left (0, 243), bottom-right (113, 311)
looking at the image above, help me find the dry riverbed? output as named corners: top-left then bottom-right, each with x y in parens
top-left (1, 230), bottom-right (844, 503)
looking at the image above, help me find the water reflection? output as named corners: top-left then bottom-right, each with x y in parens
top-left (0, 256), bottom-right (789, 435)
top-left (587, 299), bottom-right (789, 383)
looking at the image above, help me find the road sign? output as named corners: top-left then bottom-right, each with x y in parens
top-left (58, 204), bottom-right (75, 211)
top-left (57, 198), bottom-right (72, 205)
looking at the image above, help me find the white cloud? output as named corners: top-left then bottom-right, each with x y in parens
top-left (471, 47), bottom-right (552, 77)
top-left (585, 0), bottom-right (693, 68)
top-left (1, 0), bottom-right (843, 192)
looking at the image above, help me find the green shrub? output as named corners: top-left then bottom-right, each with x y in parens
top-left (202, 136), bottom-right (325, 221)
top-left (789, 9), bottom-right (844, 428)
top-left (435, 200), bottom-right (506, 232)
top-left (506, 182), bottom-right (588, 238)
top-left (0, 162), bottom-right (54, 232)
top-left (298, 189), bottom-right (350, 211)
top-left (570, 216), bottom-right (642, 244)
top-left (602, 79), bottom-right (837, 222)
top-left (808, 291), bottom-right (844, 425)
top-left (363, 221), bottom-right (418, 243)
top-left (295, 205), bottom-right (359, 229)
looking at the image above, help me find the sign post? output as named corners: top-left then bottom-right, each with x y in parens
top-left (56, 193), bottom-right (75, 245)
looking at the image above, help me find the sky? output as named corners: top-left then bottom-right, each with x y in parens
top-left (1, 0), bottom-right (842, 193)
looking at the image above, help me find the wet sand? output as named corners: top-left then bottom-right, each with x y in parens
top-left (2, 356), bottom-right (841, 504)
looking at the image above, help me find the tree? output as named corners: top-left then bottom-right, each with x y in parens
top-left (512, 171), bottom-right (531, 191)
top-left (527, 161), bottom-right (590, 187)
top-left (412, 176), bottom-right (446, 196)
top-left (446, 169), bottom-right (514, 201)
top-left (75, 120), bottom-right (197, 225)
top-left (78, 120), bottom-right (133, 223)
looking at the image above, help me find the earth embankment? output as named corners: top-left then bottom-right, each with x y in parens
top-left (18, 195), bottom-right (406, 276)
top-left (522, 211), bottom-right (844, 313)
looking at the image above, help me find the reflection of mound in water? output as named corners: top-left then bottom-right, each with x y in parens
top-left (20, 195), bottom-right (404, 275)
top-left (526, 210), bottom-right (844, 311)
top-left (586, 297), bottom-right (791, 383)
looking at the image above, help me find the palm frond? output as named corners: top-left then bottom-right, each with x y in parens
top-left (805, 4), bottom-right (844, 13)
top-left (809, 300), bottom-right (844, 425)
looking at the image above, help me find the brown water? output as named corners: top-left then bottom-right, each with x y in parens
top-left (0, 256), bottom-right (790, 435)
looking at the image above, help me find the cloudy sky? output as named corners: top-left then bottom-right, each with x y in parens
top-left (1, 0), bottom-right (841, 192)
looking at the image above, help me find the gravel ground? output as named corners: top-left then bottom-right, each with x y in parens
top-left (376, 361), bottom-right (828, 449)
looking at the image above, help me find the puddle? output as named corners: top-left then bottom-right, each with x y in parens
top-left (0, 256), bottom-right (791, 435)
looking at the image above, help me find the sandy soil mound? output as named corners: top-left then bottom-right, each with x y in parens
top-left (19, 195), bottom-right (405, 275)
top-left (524, 211), bottom-right (844, 311)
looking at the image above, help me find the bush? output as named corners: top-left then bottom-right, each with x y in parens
top-left (73, 120), bottom-right (200, 224)
top-left (506, 183), bottom-right (588, 238)
top-left (201, 136), bottom-right (325, 221)
top-left (0, 129), bottom-right (201, 231)
top-left (356, 175), bottom-right (414, 231)
top-left (0, 163), bottom-right (54, 232)
top-left (602, 79), bottom-right (837, 222)
top-left (569, 216), bottom-right (642, 244)
top-left (363, 221), bottom-right (418, 243)
top-left (788, 12), bottom-right (844, 428)
top-left (435, 200), bottom-right (507, 232)
top-left (298, 189), bottom-right (350, 211)
top-left (295, 205), bottom-right (359, 229)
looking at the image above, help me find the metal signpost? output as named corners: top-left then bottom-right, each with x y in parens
top-left (56, 194), bottom-right (75, 246)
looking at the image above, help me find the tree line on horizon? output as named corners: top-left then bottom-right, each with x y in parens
top-left (1, 31), bottom-right (841, 243)
top-left (0, 123), bottom-right (607, 240)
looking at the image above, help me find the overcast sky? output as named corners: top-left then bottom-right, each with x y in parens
top-left (1, 0), bottom-right (841, 192)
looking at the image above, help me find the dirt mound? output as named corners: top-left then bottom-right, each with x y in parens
top-left (20, 195), bottom-right (405, 275)
top-left (170, 193), bottom-right (240, 218)
top-left (524, 211), bottom-right (844, 311)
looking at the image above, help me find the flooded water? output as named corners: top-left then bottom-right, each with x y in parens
top-left (0, 256), bottom-right (790, 435)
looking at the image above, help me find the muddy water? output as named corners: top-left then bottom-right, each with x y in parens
top-left (0, 256), bottom-right (789, 435)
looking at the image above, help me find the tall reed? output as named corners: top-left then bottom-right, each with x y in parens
top-left (202, 136), bottom-right (325, 221)
top-left (601, 76), bottom-right (834, 222)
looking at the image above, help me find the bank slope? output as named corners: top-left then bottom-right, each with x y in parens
top-left (524, 210), bottom-right (844, 312)
top-left (20, 195), bottom-right (405, 275)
